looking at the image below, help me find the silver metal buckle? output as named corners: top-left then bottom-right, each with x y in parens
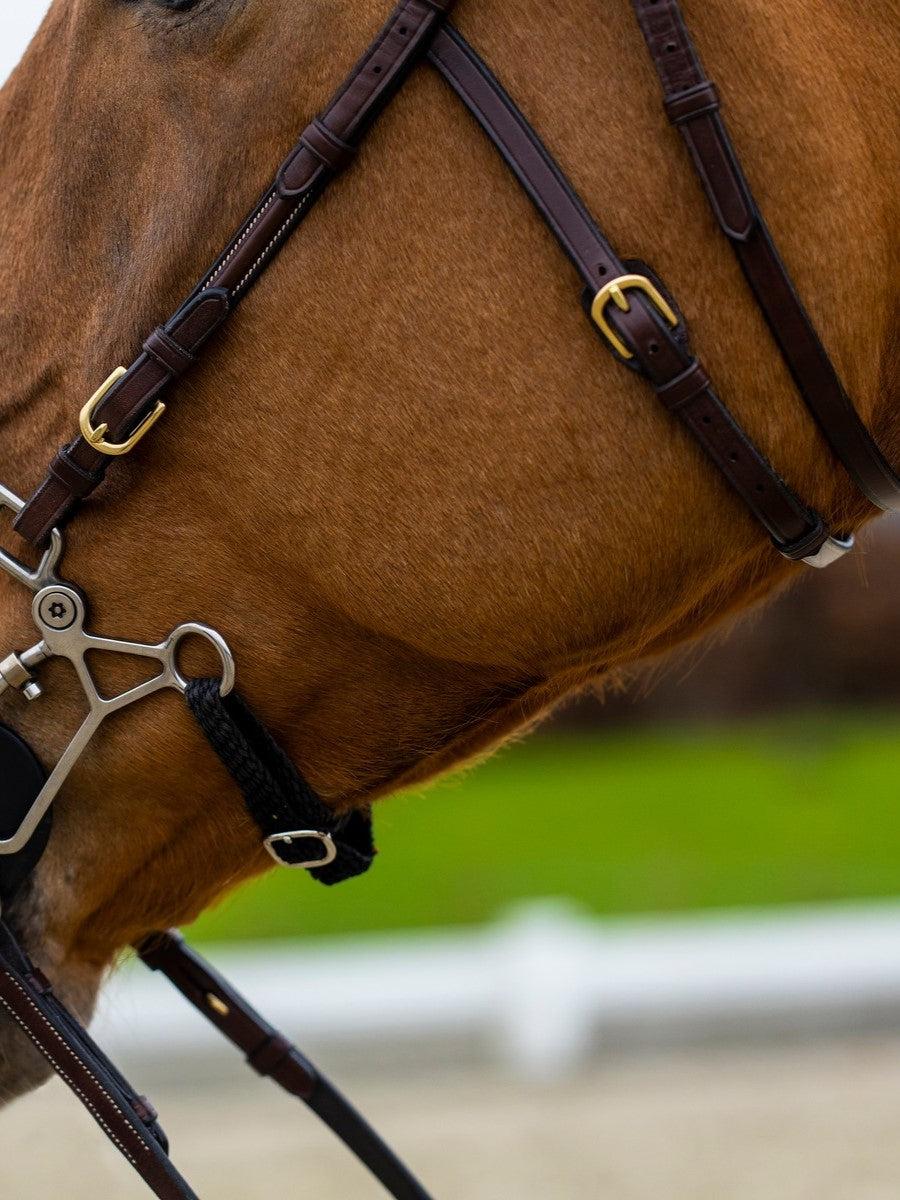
top-left (801, 532), bottom-right (855, 569)
top-left (263, 830), bottom-right (337, 870)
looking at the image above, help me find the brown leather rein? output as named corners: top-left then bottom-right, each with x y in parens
top-left (0, 2), bottom-right (894, 1198)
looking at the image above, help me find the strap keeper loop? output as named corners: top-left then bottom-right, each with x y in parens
top-left (664, 80), bottom-right (721, 125)
top-left (248, 1033), bottom-right (294, 1078)
top-left (48, 448), bottom-right (101, 499)
top-left (143, 327), bottom-right (196, 377)
top-left (299, 118), bottom-right (357, 174)
top-left (654, 359), bottom-right (711, 411)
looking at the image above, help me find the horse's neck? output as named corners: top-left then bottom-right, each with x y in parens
top-left (0, 0), bottom-right (895, 1011)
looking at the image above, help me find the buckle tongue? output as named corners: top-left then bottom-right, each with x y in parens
top-left (590, 273), bottom-right (679, 360)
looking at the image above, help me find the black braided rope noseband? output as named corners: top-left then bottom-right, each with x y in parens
top-left (185, 679), bottom-right (375, 885)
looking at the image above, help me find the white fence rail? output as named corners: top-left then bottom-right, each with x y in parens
top-left (96, 899), bottom-right (900, 1079)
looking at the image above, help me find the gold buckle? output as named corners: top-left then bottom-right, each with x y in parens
top-left (78, 367), bottom-right (166, 457)
top-left (590, 273), bottom-right (679, 360)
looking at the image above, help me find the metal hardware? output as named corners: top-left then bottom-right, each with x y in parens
top-left (78, 367), bottom-right (166, 457)
top-left (0, 484), bottom-right (235, 856)
top-left (205, 993), bottom-right (230, 1018)
top-left (0, 645), bottom-right (49, 701)
top-left (590, 273), bottom-right (679, 360)
top-left (37, 590), bottom-right (78, 631)
top-left (263, 830), bottom-right (337, 870)
top-left (799, 531), bottom-right (855, 569)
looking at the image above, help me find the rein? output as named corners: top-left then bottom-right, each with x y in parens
top-left (0, 1), bottom-right (892, 1196)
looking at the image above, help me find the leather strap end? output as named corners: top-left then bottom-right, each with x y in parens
top-left (277, 148), bottom-right (332, 199)
top-left (774, 517), bottom-right (831, 562)
top-left (680, 113), bottom-right (756, 242)
top-left (301, 119), bottom-right (357, 174)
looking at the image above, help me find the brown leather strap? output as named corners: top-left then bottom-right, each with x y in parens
top-left (137, 931), bottom-right (436, 1200)
top-left (428, 26), bottom-right (838, 562)
top-left (0, 920), bottom-right (435, 1200)
top-left (15, 0), bottom-right (456, 549)
top-left (137, 931), bottom-right (317, 1099)
top-left (630, 0), bottom-right (900, 514)
top-left (0, 922), bottom-right (198, 1200)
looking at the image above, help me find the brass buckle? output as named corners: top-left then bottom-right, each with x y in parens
top-left (78, 367), bottom-right (166, 457)
top-left (590, 273), bottom-right (679, 360)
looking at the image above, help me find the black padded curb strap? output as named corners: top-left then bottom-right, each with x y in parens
top-left (0, 725), bottom-right (51, 902)
top-left (185, 679), bottom-right (375, 885)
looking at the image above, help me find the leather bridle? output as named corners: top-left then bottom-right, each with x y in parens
top-left (0, 2), bottom-right (893, 1197)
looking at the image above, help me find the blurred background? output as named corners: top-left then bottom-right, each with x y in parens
top-left (5, 7), bottom-right (900, 1198)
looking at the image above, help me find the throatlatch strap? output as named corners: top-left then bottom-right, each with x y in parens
top-left (426, 27), bottom-right (837, 563)
top-left (185, 679), bottom-right (375, 884)
top-left (629, 0), bottom-right (900, 514)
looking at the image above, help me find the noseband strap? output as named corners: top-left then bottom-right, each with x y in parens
top-left (185, 678), bottom-right (376, 882)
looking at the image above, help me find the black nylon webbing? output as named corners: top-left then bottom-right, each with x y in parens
top-left (185, 679), bottom-right (375, 884)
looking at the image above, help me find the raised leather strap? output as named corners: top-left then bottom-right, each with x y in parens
top-left (137, 931), bottom-right (436, 1200)
top-left (427, 27), bottom-right (838, 563)
top-left (0, 922), bottom-right (198, 1200)
top-left (630, 0), bottom-right (900, 514)
top-left (15, 0), bottom-right (456, 549)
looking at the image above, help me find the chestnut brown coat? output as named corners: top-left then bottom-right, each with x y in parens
top-left (0, 0), bottom-right (896, 1100)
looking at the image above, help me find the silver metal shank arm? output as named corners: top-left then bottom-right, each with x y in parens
top-left (0, 486), bottom-right (235, 856)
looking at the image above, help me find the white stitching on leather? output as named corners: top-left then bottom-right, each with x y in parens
top-left (0, 979), bottom-right (149, 1164)
top-left (206, 192), bottom-right (278, 288)
top-left (235, 193), bottom-right (315, 294)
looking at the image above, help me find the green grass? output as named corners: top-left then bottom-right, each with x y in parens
top-left (188, 711), bottom-right (900, 943)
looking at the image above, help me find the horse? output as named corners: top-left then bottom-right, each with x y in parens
top-left (0, 0), bottom-right (896, 1110)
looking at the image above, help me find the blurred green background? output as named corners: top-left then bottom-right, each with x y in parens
top-left (191, 523), bottom-right (900, 944)
top-left (192, 714), bottom-right (900, 943)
